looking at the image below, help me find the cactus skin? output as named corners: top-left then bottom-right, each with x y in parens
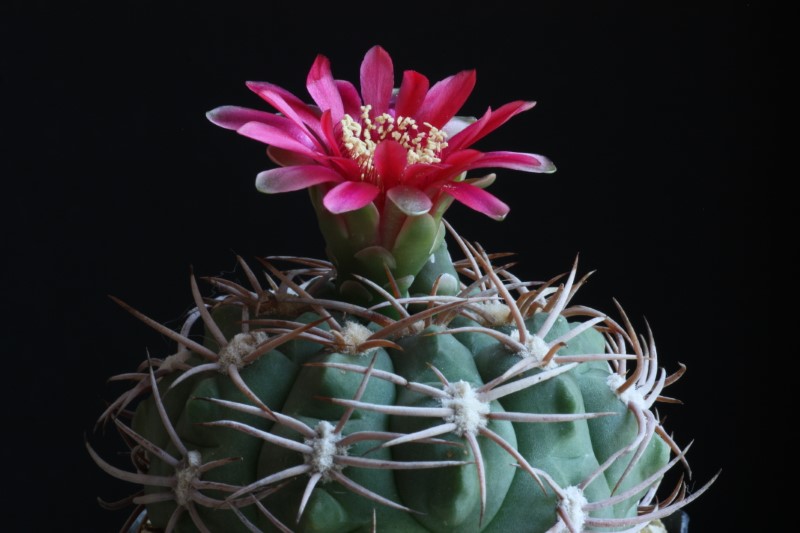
top-left (90, 238), bottom-right (713, 533)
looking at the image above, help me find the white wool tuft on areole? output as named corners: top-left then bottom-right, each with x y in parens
top-left (340, 321), bottom-right (377, 355)
top-left (509, 328), bottom-right (558, 369)
top-left (173, 450), bottom-right (202, 507)
top-left (304, 421), bottom-right (346, 481)
top-left (218, 331), bottom-right (269, 370)
top-left (607, 373), bottom-right (646, 410)
top-left (556, 485), bottom-right (588, 532)
top-left (442, 381), bottom-right (490, 436)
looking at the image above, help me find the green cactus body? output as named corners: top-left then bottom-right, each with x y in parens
top-left (89, 239), bottom-right (704, 533)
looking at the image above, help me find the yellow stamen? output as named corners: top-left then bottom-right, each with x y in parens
top-left (340, 105), bottom-right (448, 184)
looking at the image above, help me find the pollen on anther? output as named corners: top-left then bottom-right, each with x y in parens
top-left (340, 105), bottom-right (449, 184)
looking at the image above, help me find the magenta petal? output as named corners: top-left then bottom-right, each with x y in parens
top-left (238, 121), bottom-right (321, 158)
top-left (387, 186), bottom-right (432, 216)
top-left (416, 69), bottom-right (477, 129)
top-left (442, 115), bottom-right (475, 139)
top-left (325, 156), bottom-right (362, 180)
top-left (336, 80), bottom-right (363, 118)
top-left (247, 81), bottom-right (321, 125)
top-left (415, 149), bottom-right (483, 186)
top-left (400, 163), bottom-right (441, 188)
top-left (255, 165), bottom-right (343, 194)
top-left (267, 146), bottom-right (317, 167)
top-left (307, 54), bottom-right (344, 123)
top-left (444, 107), bottom-right (492, 153)
top-left (207, 106), bottom-right (281, 130)
top-left (360, 45), bottom-right (394, 115)
top-left (208, 106), bottom-right (316, 149)
top-left (406, 149), bottom-right (482, 190)
top-left (395, 70), bottom-right (430, 117)
top-left (468, 151), bottom-right (557, 173)
top-left (319, 110), bottom-right (341, 157)
top-left (246, 81), bottom-right (324, 144)
top-left (443, 182), bottom-right (510, 221)
top-left (374, 140), bottom-right (408, 187)
top-left (323, 181), bottom-right (380, 213)
top-left (447, 101), bottom-right (536, 153)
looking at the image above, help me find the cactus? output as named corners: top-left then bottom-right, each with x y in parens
top-left (89, 46), bottom-right (714, 532)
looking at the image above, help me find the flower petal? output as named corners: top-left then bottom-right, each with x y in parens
top-left (442, 115), bottom-right (476, 139)
top-left (206, 105), bottom-right (282, 131)
top-left (208, 106), bottom-right (318, 149)
top-left (400, 163), bottom-right (442, 188)
top-left (395, 70), bottom-right (429, 117)
top-left (416, 69), bottom-right (477, 129)
top-left (206, 106), bottom-right (319, 150)
top-left (360, 45), bottom-right (394, 115)
top-left (374, 140), bottom-right (408, 188)
top-left (246, 81), bottom-right (324, 146)
top-left (306, 54), bottom-right (345, 123)
top-left (323, 181), bottom-right (381, 213)
top-left (325, 156), bottom-right (363, 180)
top-left (387, 186), bottom-right (433, 216)
top-left (447, 100), bottom-right (536, 153)
top-left (336, 80), bottom-right (363, 118)
top-left (319, 110), bottom-right (341, 157)
top-left (468, 151), bottom-right (557, 173)
top-left (267, 146), bottom-right (317, 167)
top-left (238, 121), bottom-right (321, 158)
top-left (255, 165), bottom-right (343, 194)
top-left (442, 182), bottom-right (510, 221)
top-left (407, 149), bottom-right (483, 189)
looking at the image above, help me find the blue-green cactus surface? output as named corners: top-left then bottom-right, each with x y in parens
top-left (91, 241), bottom-right (710, 533)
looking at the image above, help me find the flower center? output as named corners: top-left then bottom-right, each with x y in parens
top-left (340, 105), bottom-right (448, 182)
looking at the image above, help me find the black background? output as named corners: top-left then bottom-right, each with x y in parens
top-left (3, 1), bottom-right (768, 531)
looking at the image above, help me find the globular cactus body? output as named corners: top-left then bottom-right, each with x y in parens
top-left (93, 242), bottom-right (705, 533)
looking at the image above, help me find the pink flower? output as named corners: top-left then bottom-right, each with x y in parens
top-left (207, 45), bottom-right (554, 221)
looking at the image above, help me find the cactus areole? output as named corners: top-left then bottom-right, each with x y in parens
top-left (89, 46), bottom-right (715, 532)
